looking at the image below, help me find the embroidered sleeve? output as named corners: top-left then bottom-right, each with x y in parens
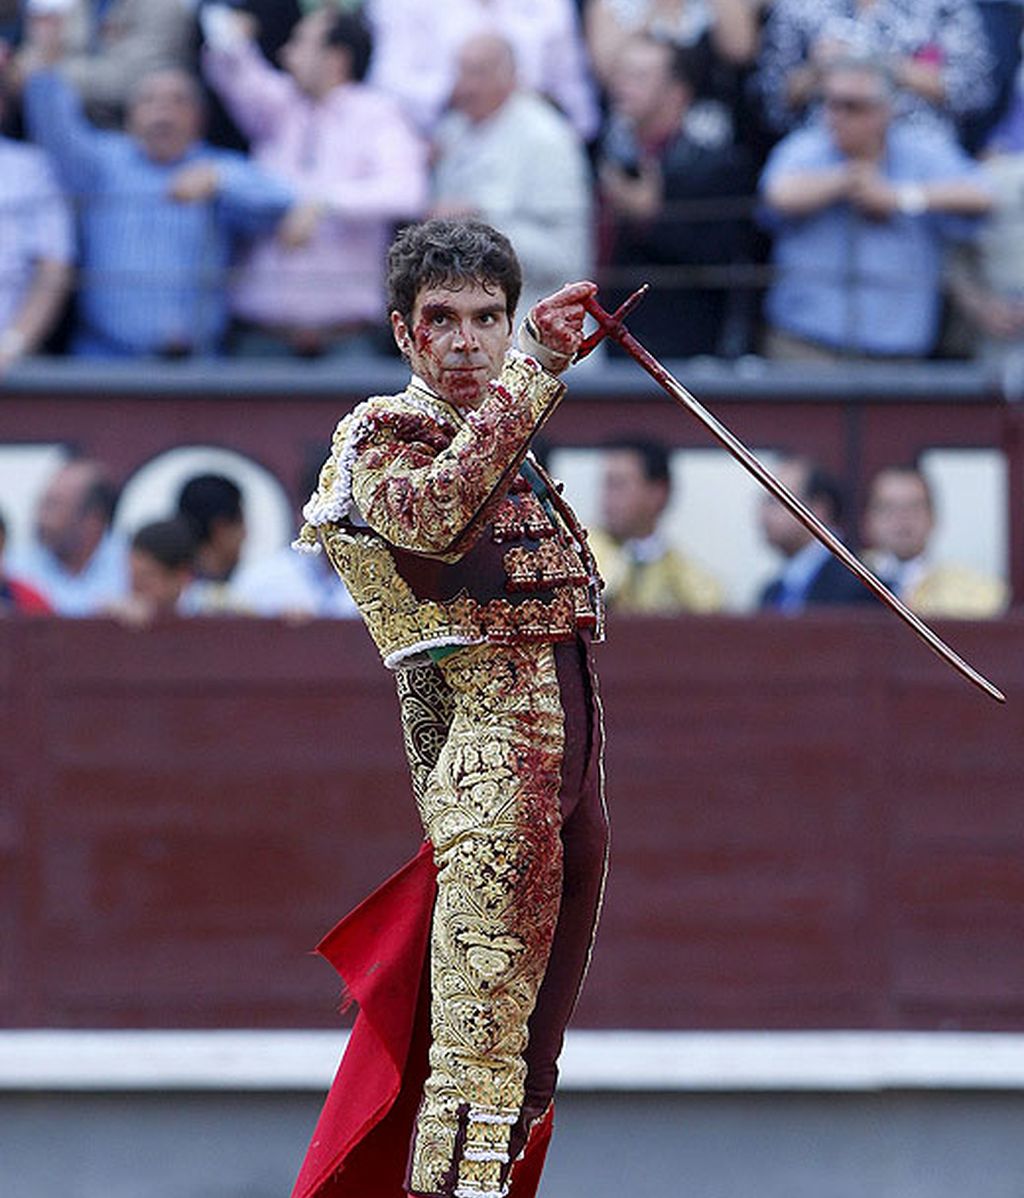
top-left (295, 350), bottom-right (565, 560)
top-left (350, 351), bottom-right (564, 559)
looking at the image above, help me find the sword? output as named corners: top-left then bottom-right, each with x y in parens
top-left (576, 286), bottom-right (1006, 705)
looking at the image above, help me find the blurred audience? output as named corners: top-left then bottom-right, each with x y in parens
top-left (961, 0), bottom-right (1024, 152)
top-left (233, 531), bottom-right (358, 619)
top-left (106, 516), bottom-right (196, 624)
top-left (363, 0), bottom-right (599, 139)
top-left (8, 458), bottom-right (128, 615)
top-left (755, 0), bottom-right (994, 141)
top-left (19, 12), bottom-right (295, 357)
top-left (0, 0), bottom-right (1014, 380)
top-left (585, 0), bottom-right (761, 84)
top-left (0, 69), bottom-right (73, 373)
top-left (585, 0), bottom-right (763, 154)
top-left (0, 507), bottom-right (52, 615)
top-left (948, 139), bottom-right (1024, 369)
top-left (431, 33), bottom-right (592, 320)
top-left (0, 1), bottom-right (19, 45)
top-left (862, 464), bottom-right (1007, 617)
top-left (587, 437), bottom-right (724, 613)
top-left (757, 453), bottom-right (876, 611)
top-left (202, 5), bottom-right (426, 358)
top-left (598, 34), bottom-right (756, 358)
top-left (176, 473), bottom-right (248, 613)
top-left (195, 0), bottom-right (304, 149)
top-left (232, 454), bottom-right (357, 619)
top-left (17, 0), bottom-right (195, 128)
top-left (759, 56), bottom-right (991, 362)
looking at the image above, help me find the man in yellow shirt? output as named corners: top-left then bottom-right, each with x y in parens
top-left (863, 465), bottom-right (1007, 618)
top-left (588, 437), bottom-right (724, 614)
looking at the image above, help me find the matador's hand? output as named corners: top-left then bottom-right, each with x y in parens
top-left (521, 280), bottom-right (598, 373)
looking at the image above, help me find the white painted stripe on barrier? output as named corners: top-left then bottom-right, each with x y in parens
top-left (3, 1031), bottom-right (1024, 1093)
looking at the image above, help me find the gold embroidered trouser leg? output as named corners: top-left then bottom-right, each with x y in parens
top-left (407, 642), bottom-right (565, 1198)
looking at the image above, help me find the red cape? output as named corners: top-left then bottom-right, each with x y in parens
top-left (291, 841), bottom-right (553, 1198)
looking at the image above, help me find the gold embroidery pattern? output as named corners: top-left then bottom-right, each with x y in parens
top-left (395, 662), bottom-right (456, 808)
top-left (321, 525), bottom-right (594, 667)
top-left (491, 492), bottom-right (557, 544)
top-left (409, 642), bottom-right (565, 1198)
top-left (350, 357), bottom-right (564, 560)
top-left (503, 539), bottom-right (588, 592)
top-left (526, 458), bottom-right (606, 642)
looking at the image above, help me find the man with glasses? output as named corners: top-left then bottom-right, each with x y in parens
top-left (758, 55), bottom-right (992, 362)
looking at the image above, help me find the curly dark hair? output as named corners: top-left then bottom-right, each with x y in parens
top-left (387, 219), bottom-right (522, 329)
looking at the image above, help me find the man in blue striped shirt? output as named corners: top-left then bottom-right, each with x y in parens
top-left (20, 13), bottom-right (296, 357)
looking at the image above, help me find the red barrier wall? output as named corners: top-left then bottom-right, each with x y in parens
top-left (3, 613), bottom-right (1021, 1031)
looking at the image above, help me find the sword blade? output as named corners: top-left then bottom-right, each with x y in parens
top-left (583, 294), bottom-right (1006, 704)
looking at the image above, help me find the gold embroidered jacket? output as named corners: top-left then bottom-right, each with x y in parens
top-left (295, 349), bottom-right (604, 667)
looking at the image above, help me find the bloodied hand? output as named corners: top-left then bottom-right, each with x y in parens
top-left (528, 280), bottom-right (598, 361)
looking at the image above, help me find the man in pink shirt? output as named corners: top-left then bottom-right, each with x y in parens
top-left (203, 7), bottom-right (428, 358)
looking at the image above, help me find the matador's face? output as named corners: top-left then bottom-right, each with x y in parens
top-left (391, 279), bottom-right (513, 410)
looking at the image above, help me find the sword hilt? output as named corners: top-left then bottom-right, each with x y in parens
top-left (574, 284), bottom-right (649, 361)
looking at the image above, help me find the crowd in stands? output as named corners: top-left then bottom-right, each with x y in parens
top-left (0, 458), bottom-right (360, 620)
top-left (0, 0), bottom-right (1017, 619)
top-left (0, 439), bottom-right (1006, 621)
top-left (587, 439), bottom-right (1007, 618)
top-left (2, 0), bottom-right (1024, 367)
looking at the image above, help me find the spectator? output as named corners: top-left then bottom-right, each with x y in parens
top-left (203, 6), bottom-right (426, 358)
top-left (980, 55), bottom-right (1024, 156)
top-left (754, 0), bottom-right (994, 141)
top-left (20, 0), bottom-right (196, 128)
top-left (862, 464), bottom-right (1007, 617)
top-left (176, 473), bottom-right (248, 613)
top-left (757, 453), bottom-right (876, 611)
top-left (0, 2), bottom-right (19, 46)
top-left (363, 0), bottom-right (600, 139)
top-left (19, 12), bottom-right (295, 358)
top-left (0, 508), bottom-right (52, 615)
top-left (759, 56), bottom-right (991, 363)
top-left (585, 0), bottom-right (761, 85)
top-left (195, 0), bottom-right (303, 149)
top-left (960, 0), bottom-right (1024, 152)
top-left (597, 34), bottom-right (756, 358)
top-left (7, 458), bottom-right (128, 615)
top-left (430, 33), bottom-right (592, 321)
top-left (587, 437), bottom-right (724, 613)
top-left (0, 68), bottom-right (73, 372)
top-left (232, 454), bottom-right (358, 619)
top-left (947, 140), bottom-right (1024, 370)
top-left (107, 517), bottom-right (196, 624)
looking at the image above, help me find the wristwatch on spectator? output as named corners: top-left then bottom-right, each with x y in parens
top-left (896, 184), bottom-right (928, 216)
